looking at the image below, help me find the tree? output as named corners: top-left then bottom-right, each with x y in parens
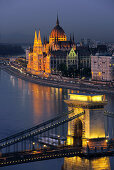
top-left (58, 63), bottom-right (67, 76)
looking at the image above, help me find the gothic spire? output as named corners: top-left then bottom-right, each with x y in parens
top-left (37, 30), bottom-right (43, 55)
top-left (38, 29), bottom-right (42, 46)
top-left (34, 30), bottom-right (38, 46)
top-left (56, 14), bottom-right (59, 26)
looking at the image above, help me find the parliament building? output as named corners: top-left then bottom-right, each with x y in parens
top-left (27, 16), bottom-right (76, 75)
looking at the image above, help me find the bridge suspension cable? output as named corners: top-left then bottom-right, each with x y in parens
top-left (0, 111), bottom-right (84, 149)
top-left (0, 109), bottom-right (74, 144)
top-left (0, 111), bottom-right (85, 150)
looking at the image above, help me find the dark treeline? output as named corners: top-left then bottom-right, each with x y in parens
top-left (0, 44), bottom-right (25, 56)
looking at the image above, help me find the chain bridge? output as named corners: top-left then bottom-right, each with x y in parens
top-left (0, 93), bottom-right (114, 167)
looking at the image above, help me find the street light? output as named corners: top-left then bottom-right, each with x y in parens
top-left (32, 142), bottom-right (35, 150)
top-left (58, 135), bottom-right (61, 146)
top-left (86, 140), bottom-right (89, 153)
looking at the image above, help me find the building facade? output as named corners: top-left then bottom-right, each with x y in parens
top-left (91, 54), bottom-right (114, 81)
top-left (27, 16), bottom-right (77, 75)
top-left (66, 48), bottom-right (78, 69)
top-left (27, 30), bottom-right (51, 75)
top-left (50, 48), bottom-right (78, 73)
top-left (78, 55), bottom-right (91, 69)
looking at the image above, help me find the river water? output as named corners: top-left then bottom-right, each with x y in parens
top-left (0, 69), bottom-right (114, 170)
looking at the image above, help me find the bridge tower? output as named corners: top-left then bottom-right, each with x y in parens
top-left (64, 93), bottom-right (107, 148)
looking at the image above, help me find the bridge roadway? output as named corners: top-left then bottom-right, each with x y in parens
top-left (0, 146), bottom-right (82, 167)
top-left (0, 146), bottom-right (114, 167)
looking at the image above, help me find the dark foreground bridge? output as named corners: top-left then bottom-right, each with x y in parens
top-left (0, 110), bottom-right (114, 167)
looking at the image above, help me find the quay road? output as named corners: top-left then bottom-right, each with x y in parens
top-left (1, 63), bottom-right (114, 95)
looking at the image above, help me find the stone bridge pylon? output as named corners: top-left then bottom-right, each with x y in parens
top-left (64, 93), bottom-right (108, 148)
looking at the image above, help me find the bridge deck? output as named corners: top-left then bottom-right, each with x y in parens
top-left (0, 147), bottom-right (114, 167)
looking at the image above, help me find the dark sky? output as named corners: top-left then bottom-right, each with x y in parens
top-left (0, 0), bottom-right (114, 43)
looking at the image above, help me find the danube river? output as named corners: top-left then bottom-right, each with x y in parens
top-left (0, 69), bottom-right (114, 170)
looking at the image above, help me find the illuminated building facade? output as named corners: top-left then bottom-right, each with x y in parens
top-left (27, 30), bottom-right (51, 75)
top-left (66, 48), bottom-right (78, 69)
top-left (27, 15), bottom-right (77, 75)
top-left (64, 93), bottom-right (107, 148)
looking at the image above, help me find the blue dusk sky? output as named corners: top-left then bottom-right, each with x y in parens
top-left (0, 0), bottom-right (114, 43)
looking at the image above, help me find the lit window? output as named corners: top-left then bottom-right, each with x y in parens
top-left (98, 72), bottom-right (101, 76)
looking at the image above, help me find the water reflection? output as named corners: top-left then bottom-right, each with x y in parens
top-left (16, 78), bottom-right (67, 124)
top-left (63, 156), bottom-right (111, 170)
top-left (10, 75), bottom-right (15, 87)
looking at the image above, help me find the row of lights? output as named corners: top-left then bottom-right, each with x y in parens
top-left (0, 151), bottom-right (79, 166)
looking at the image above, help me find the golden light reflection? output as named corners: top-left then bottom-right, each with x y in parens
top-left (27, 83), bottom-right (63, 123)
top-left (63, 156), bottom-right (111, 170)
top-left (98, 72), bottom-right (102, 76)
top-left (28, 83), bottom-right (51, 117)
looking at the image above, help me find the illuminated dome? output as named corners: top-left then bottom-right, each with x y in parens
top-left (49, 16), bottom-right (67, 43)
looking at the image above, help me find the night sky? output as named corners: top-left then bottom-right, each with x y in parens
top-left (0, 0), bottom-right (114, 43)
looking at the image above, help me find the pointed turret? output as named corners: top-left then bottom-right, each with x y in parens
top-left (38, 30), bottom-right (42, 45)
top-left (37, 30), bottom-right (43, 54)
top-left (56, 14), bottom-right (59, 26)
top-left (34, 30), bottom-right (38, 46)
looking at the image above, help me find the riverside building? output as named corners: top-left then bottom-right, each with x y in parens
top-left (27, 16), bottom-right (76, 75)
top-left (91, 53), bottom-right (114, 81)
